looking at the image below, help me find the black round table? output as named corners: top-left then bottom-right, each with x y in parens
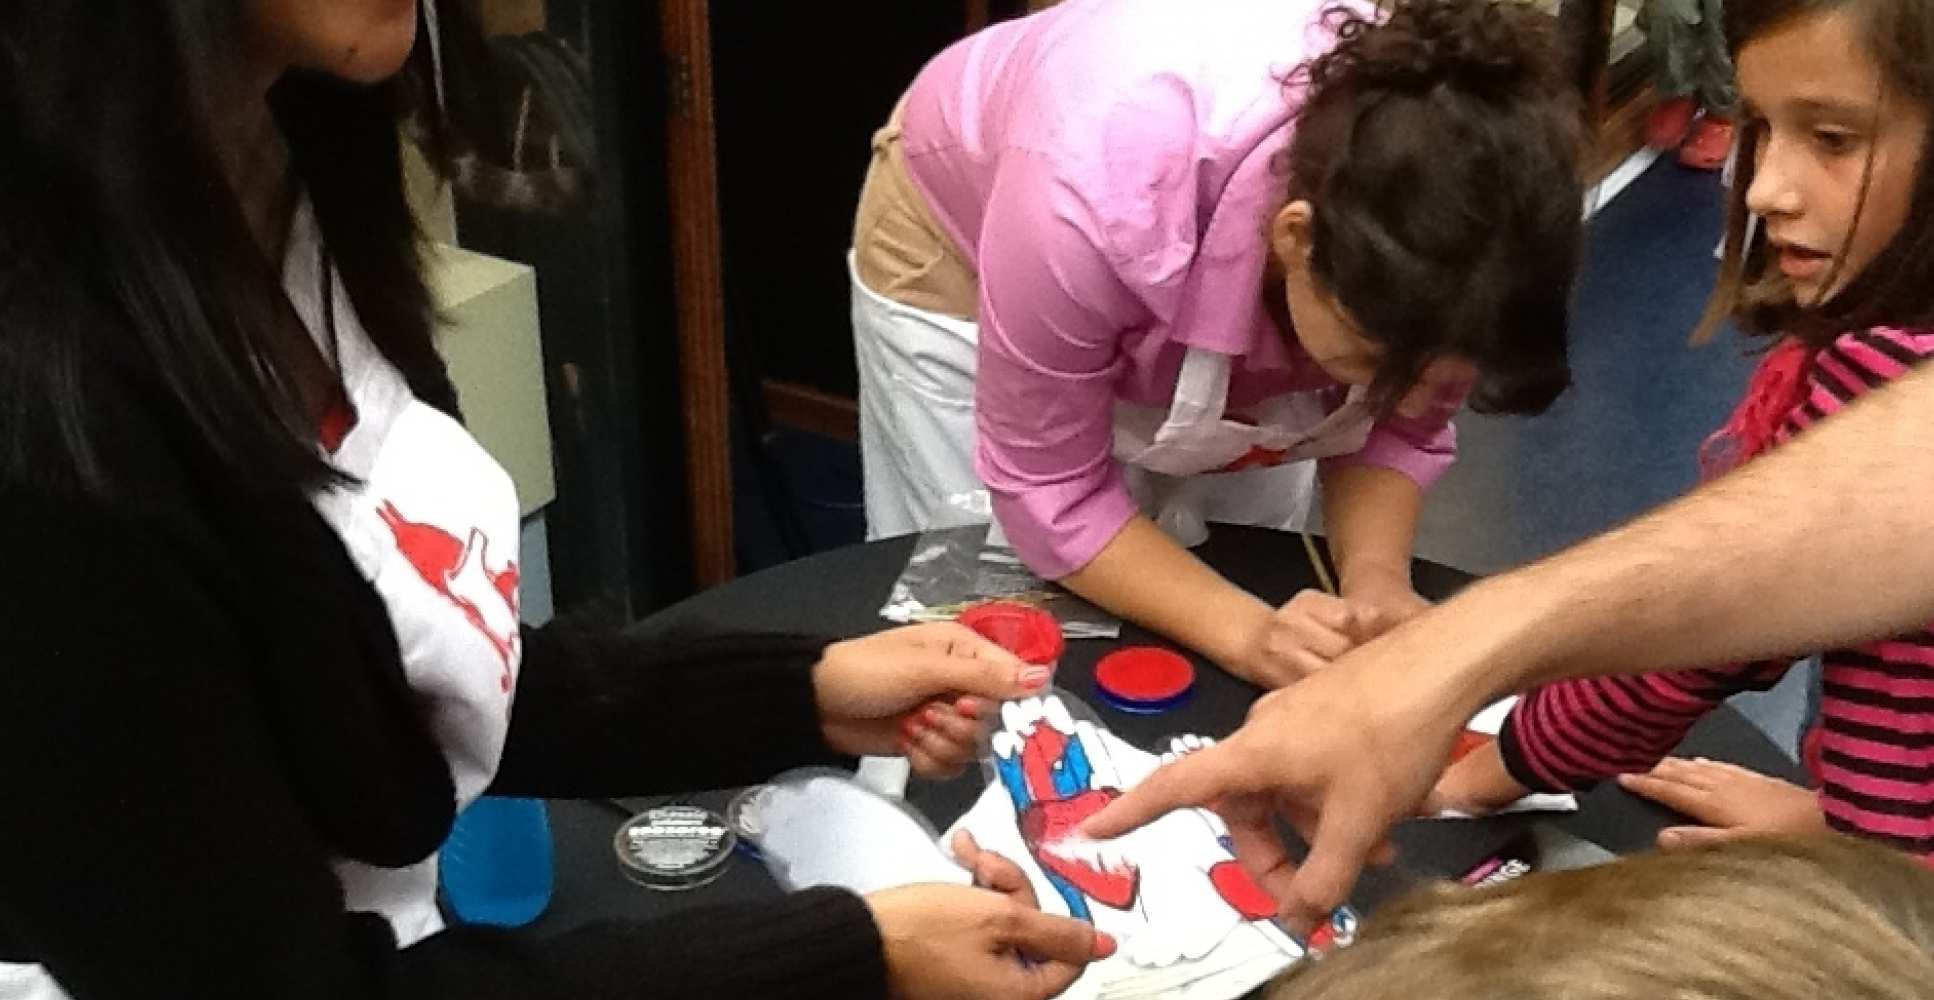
top-left (530, 525), bottom-right (1805, 936)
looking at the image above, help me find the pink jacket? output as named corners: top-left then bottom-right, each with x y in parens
top-left (898, 0), bottom-right (1457, 578)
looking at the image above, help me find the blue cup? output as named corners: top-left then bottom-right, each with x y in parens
top-left (439, 796), bottom-right (554, 927)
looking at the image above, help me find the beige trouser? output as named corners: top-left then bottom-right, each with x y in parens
top-left (851, 101), bottom-right (978, 320)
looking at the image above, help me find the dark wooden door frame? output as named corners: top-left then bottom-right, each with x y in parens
top-left (1562, 0), bottom-right (1618, 126)
top-left (659, 1), bottom-right (996, 581)
top-left (660, 0), bottom-right (735, 587)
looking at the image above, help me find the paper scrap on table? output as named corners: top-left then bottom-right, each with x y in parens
top-left (1431, 696), bottom-right (1578, 820)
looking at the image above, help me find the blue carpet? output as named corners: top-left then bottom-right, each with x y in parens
top-left (1414, 157), bottom-right (1759, 574)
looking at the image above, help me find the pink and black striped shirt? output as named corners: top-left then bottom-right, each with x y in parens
top-left (1499, 326), bottom-right (1934, 861)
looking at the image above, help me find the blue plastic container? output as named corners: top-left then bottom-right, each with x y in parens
top-left (439, 796), bottom-right (555, 927)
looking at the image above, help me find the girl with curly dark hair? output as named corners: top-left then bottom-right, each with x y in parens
top-left (850, 0), bottom-right (1587, 692)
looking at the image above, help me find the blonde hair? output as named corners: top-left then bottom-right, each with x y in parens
top-left (1267, 835), bottom-right (1934, 1000)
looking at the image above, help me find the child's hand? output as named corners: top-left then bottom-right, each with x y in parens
top-left (1232, 589), bottom-right (1399, 686)
top-left (1616, 757), bottom-right (1827, 849)
top-left (1422, 738), bottom-right (1533, 816)
top-left (1234, 582), bottom-right (1433, 687)
top-left (1336, 575), bottom-right (1431, 643)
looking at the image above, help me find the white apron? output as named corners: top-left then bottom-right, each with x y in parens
top-left (2, 204), bottom-right (522, 999)
top-left (853, 256), bottom-right (1375, 548)
top-left (293, 202), bottom-right (523, 948)
top-left (1110, 347), bottom-right (1373, 547)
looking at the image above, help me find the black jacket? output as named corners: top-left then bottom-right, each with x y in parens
top-left (0, 360), bottom-right (886, 999)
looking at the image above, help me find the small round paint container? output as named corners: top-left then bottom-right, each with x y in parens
top-left (958, 601), bottom-right (1065, 678)
top-left (726, 785), bottom-right (775, 861)
top-left (1094, 646), bottom-right (1196, 715)
top-left (614, 804), bottom-right (736, 892)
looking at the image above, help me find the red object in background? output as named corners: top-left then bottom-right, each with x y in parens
top-left (958, 601), bottom-right (1065, 666)
top-left (1451, 730), bottom-right (1493, 763)
top-left (1679, 116), bottom-right (1735, 171)
top-left (1640, 97), bottom-right (1701, 149)
top-left (1647, 96), bottom-right (1699, 150)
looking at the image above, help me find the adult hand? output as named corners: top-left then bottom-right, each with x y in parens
top-left (865, 883), bottom-right (1114, 1000)
top-left (814, 623), bottom-right (1051, 778)
top-left (1079, 656), bottom-right (1458, 931)
top-left (1617, 757), bottom-right (1828, 850)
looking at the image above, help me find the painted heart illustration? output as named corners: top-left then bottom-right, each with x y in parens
top-left (1020, 790), bottom-right (1139, 910)
top-left (1208, 860), bottom-right (1277, 920)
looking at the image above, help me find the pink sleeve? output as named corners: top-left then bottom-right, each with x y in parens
top-left (1319, 385), bottom-right (1461, 489)
top-left (973, 154), bottom-right (1148, 581)
top-left (1498, 661), bottom-right (1791, 793)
